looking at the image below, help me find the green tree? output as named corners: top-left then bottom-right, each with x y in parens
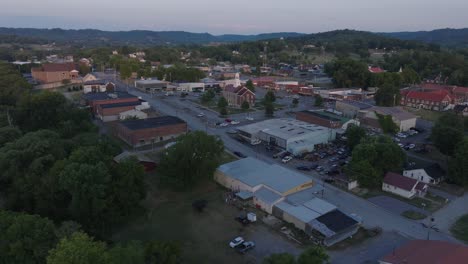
top-left (263, 253), bottom-right (296, 264)
top-left (108, 241), bottom-right (145, 264)
top-left (264, 100), bottom-right (274, 117)
top-left (264, 90), bottom-right (276, 103)
top-left (449, 139), bottom-right (468, 186)
top-left (159, 131), bottom-right (224, 189)
top-left (217, 96), bottom-right (228, 109)
top-left (220, 107), bottom-right (228, 116)
top-left (431, 113), bottom-right (464, 156)
top-left (297, 246), bottom-right (329, 264)
top-left (375, 84), bottom-right (401, 107)
top-left (245, 79), bottom-right (255, 92)
top-left (241, 100), bottom-right (250, 111)
top-left (401, 67), bottom-right (420, 85)
top-left (0, 126), bottom-right (22, 147)
top-left (47, 232), bottom-right (109, 264)
top-left (345, 125), bottom-right (366, 150)
top-left (0, 211), bottom-right (58, 264)
top-left (325, 58), bottom-right (370, 87)
top-left (144, 241), bottom-right (182, 264)
top-left (375, 113), bottom-right (399, 133)
top-left (347, 160), bottom-right (381, 188)
top-left (314, 94), bottom-right (323, 107)
top-left (292, 98), bottom-right (299, 107)
top-left (201, 89), bottom-right (215, 104)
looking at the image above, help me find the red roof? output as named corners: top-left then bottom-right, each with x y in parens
top-left (224, 85), bottom-right (254, 97)
top-left (402, 89), bottom-right (451, 102)
top-left (33, 63), bottom-right (77, 72)
top-left (383, 172), bottom-right (418, 191)
top-left (381, 240), bottom-right (468, 264)
top-left (368, 66), bottom-right (385, 73)
top-left (415, 181), bottom-right (427, 191)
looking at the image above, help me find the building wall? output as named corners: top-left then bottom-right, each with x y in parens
top-left (96, 105), bottom-right (138, 122)
top-left (382, 183), bottom-right (415, 199)
top-left (322, 224), bottom-right (359, 247)
top-left (335, 101), bottom-right (360, 118)
top-left (281, 210), bottom-right (307, 231)
top-left (32, 70), bottom-right (78, 84)
top-left (296, 112), bottom-right (342, 129)
top-left (253, 196), bottom-right (284, 215)
top-left (88, 97), bottom-right (139, 113)
top-left (116, 122), bottom-right (187, 147)
top-left (213, 170), bottom-right (259, 193)
top-left (403, 169), bottom-right (435, 184)
top-left (83, 84), bottom-right (107, 94)
top-left (398, 118), bottom-right (417, 132)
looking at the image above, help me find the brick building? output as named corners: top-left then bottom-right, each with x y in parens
top-left (96, 100), bottom-right (147, 122)
top-left (116, 116), bottom-right (187, 147)
top-left (400, 89), bottom-right (452, 111)
top-left (296, 110), bottom-right (343, 129)
top-left (222, 85), bottom-right (255, 108)
top-left (31, 63), bottom-right (78, 83)
top-left (82, 92), bottom-right (140, 114)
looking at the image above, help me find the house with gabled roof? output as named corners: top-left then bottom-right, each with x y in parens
top-left (382, 172), bottom-right (428, 199)
top-left (403, 163), bottom-right (445, 185)
top-left (400, 89), bottom-right (453, 111)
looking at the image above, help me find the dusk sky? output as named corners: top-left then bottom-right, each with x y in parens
top-left (1, 0), bottom-right (468, 34)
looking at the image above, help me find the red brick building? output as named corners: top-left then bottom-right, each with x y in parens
top-left (116, 116), bottom-right (187, 147)
top-left (31, 63), bottom-right (78, 83)
top-left (82, 92), bottom-right (140, 114)
top-left (296, 110), bottom-right (343, 129)
top-left (400, 89), bottom-right (452, 111)
top-left (96, 100), bottom-right (145, 122)
top-left (222, 85), bottom-right (255, 108)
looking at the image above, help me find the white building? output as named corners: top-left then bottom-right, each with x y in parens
top-left (403, 164), bottom-right (445, 185)
top-left (177, 82), bottom-right (205, 92)
top-left (358, 106), bottom-right (417, 132)
top-left (236, 118), bottom-right (336, 156)
top-left (83, 80), bottom-right (115, 94)
top-left (382, 172), bottom-right (428, 199)
top-left (119, 109), bottom-right (148, 120)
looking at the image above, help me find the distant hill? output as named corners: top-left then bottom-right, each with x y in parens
top-left (381, 28), bottom-right (468, 47)
top-left (0, 27), bottom-right (304, 46)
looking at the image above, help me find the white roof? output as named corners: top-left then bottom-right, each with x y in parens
top-left (254, 187), bottom-right (283, 204)
top-left (237, 118), bottom-right (330, 140)
top-left (302, 198), bottom-right (336, 215)
top-left (217, 157), bottom-right (313, 194)
top-left (275, 201), bottom-right (321, 222)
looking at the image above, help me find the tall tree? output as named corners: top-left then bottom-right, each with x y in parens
top-left (345, 125), bottom-right (366, 150)
top-left (264, 90), bottom-right (276, 103)
top-left (325, 58), bottom-right (370, 88)
top-left (297, 246), bottom-right (330, 264)
top-left (241, 100), bottom-right (250, 111)
top-left (0, 126), bottom-right (22, 148)
top-left (431, 113), bottom-right (464, 156)
top-left (47, 232), bottom-right (109, 264)
top-left (217, 96), bottom-right (228, 109)
top-left (0, 211), bottom-right (58, 264)
top-left (314, 94), bottom-right (323, 107)
top-left (263, 253), bottom-right (296, 264)
top-left (375, 84), bottom-right (401, 107)
top-left (245, 79), bottom-right (255, 92)
top-left (159, 131), bottom-right (224, 189)
top-left (144, 241), bottom-right (182, 264)
top-left (449, 139), bottom-right (468, 186)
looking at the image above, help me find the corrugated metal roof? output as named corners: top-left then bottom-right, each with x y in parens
top-left (302, 198), bottom-right (336, 215)
top-left (275, 201), bottom-right (321, 223)
top-left (254, 187), bottom-right (282, 204)
top-left (217, 157), bottom-right (313, 194)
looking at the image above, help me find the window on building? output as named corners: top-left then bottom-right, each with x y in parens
top-left (159, 136), bottom-right (163, 141)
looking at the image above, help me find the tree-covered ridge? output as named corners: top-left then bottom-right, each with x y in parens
top-left (382, 28), bottom-right (468, 48)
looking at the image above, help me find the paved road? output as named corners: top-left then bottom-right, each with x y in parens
top-left (368, 196), bottom-right (428, 216)
top-left (431, 192), bottom-right (468, 233)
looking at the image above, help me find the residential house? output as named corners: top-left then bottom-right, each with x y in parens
top-left (382, 172), bottom-right (428, 199)
top-left (368, 66), bottom-right (385, 73)
top-left (83, 80), bottom-right (115, 94)
top-left (454, 104), bottom-right (468, 116)
top-left (400, 89), bottom-right (453, 111)
top-left (31, 63), bottom-right (78, 84)
top-left (358, 106), bottom-right (417, 132)
top-left (379, 240), bottom-right (468, 264)
top-left (403, 164), bottom-right (445, 185)
top-left (116, 116), bottom-right (187, 147)
top-left (222, 85), bottom-right (255, 108)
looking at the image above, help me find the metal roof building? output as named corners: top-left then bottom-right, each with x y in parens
top-left (236, 118), bottom-right (336, 155)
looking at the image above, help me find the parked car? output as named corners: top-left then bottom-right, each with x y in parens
top-left (245, 116), bottom-right (254, 121)
top-left (296, 165), bottom-right (311, 171)
top-left (229, 237), bottom-right (244, 248)
top-left (231, 120), bottom-right (240, 125)
top-left (235, 215), bottom-right (250, 226)
top-left (197, 113), bottom-right (205, 117)
top-left (324, 178), bottom-right (335, 183)
top-left (220, 122), bottom-right (229, 127)
top-left (225, 118), bottom-right (232, 123)
top-left (236, 241), bottom-right (255, 254)
top-left (273, 150), bottom-right (288, 159)
top-left (408, 143), bottom-right (416, 149)
top-left (233, 151), bottom-right (247, 158)
top-left (282, 156), bottom-right (293, 163)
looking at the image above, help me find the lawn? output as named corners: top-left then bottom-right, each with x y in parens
top-left (401, 210), bottom-right (427, 220)
top-left (112, 179), bottom-right (249, 264)
top-left (403, 107), bottom-right (443, 122)
top-left (450, 214), bottom-right (468, 244)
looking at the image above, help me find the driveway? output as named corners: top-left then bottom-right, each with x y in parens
top-left (368, 195), bottom-right (428, 216)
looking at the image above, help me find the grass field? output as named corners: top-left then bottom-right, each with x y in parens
top-left (403, 107), bottom-right (443, 122)
top-left (401, 210), bottom-right (427, 220)
top-left (112, 178), bottom-right (251, 264)
top-left (450, 214), bottom-right (468, 244)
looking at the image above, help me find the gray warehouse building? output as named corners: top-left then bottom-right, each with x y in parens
top-left (236, 118), bottom-right (336, 156)
top-left (135, 79), bottom-right (169, 92)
